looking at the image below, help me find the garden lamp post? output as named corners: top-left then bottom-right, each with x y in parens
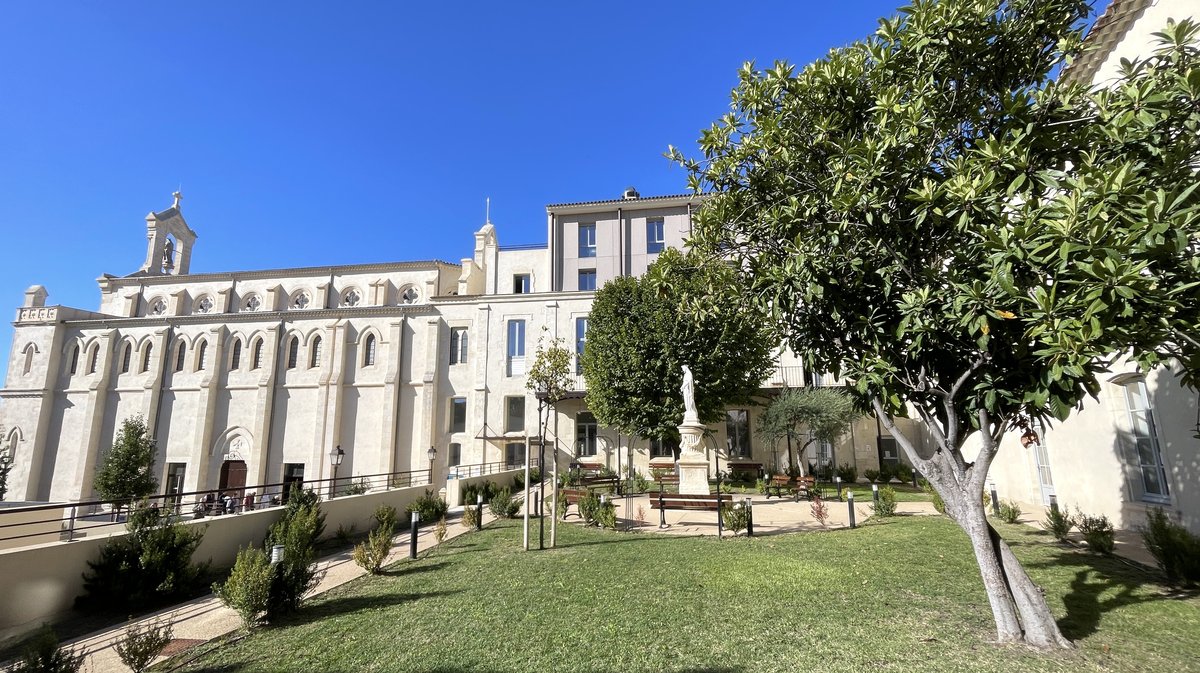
top-left (329, 445), bottom-right (344, 498)
top-left (536, 381), bottom-right (548, 550)
top-left (427, 445), bottom-right (437, 485)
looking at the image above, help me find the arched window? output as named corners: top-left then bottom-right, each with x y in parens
top-left (142, 343), bottom-right (153, 373)
top-left (69, 345), bottom-right (80, 375)
top-left (120, 343), bottom-right (132, 374)
top-left (196, 340), bottom-right (208, 371)
top-left (310, 336), bottom-right (323, 368)
top-left (87, 345), bottom-right (99, 374)
top-left (251, 338), bottom-right (264, 370)
top-left (174, 341), bottom-right (187, 372)
top-left (230, 339), bottom-right (243, 371)
top-left (363, 334), bottom-right (377, 367)
top-left (287, 336), bottom-right (299, 369)
top-left (21, 344), bottom-right (36, 375)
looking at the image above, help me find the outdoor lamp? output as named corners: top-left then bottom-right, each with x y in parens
top-left (329, 445), bottom-right (345, 467)
top-left (427, 446), bottom-right (437, 464)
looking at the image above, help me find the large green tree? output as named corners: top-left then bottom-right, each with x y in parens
top-left (582, 248), bottom-right (776, 450)
top-left (94, 416), bottom-right (159, 504)
top-left (676, 0), bottom-right (1200, 648)
top-left (758, 387), bottom-right (859, 473)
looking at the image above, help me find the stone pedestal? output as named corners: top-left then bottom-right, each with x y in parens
top-left (677, 420), bottom-right (711, 495)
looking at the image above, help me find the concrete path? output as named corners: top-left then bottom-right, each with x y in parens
top-left (61, 506), bottom-right (498, 673)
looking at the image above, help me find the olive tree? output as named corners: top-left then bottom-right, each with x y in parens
top-left (675, 0), bottom-right (1200, 648)
top-left (525, 330), bottom-right (573, 548)
top-left (758, 387), bottom-right (858, 474)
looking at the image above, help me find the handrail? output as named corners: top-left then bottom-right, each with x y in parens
top-left (0, 467), bottom-right (432, 547)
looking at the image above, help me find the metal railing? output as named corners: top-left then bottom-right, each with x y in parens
top-left (0, 467), bottom-right (432, 547)
top-left (446, 459), bottom-right (535, 480)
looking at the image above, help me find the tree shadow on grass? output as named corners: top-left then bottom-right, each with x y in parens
top-left (285, 589), bottom-right (464, 626)
top-left (381, 561), bottom-right (449, 577)
top-left (1025, 549), bottom-right (1180, 640)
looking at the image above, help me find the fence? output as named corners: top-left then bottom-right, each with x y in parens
top-left (0, 468), bottom-right (431, 548)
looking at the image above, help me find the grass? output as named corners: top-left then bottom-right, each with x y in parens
top-left (165, 516), bottom-right (1199, 673)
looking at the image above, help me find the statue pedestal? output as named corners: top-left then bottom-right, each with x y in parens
top-left (677, 420), bottom-right (710, 495)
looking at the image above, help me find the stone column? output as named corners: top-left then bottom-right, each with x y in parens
top-left (677, 420), bottom-right (710, 495)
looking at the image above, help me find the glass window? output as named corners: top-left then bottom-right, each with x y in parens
top-left (310, 336), bottom-right (323, 368)
top-left (646, 217), bottom-right (665, 254)
top-left (575, 317), bottom-right (588, 375)
top-left (363, 334), bottom-right (377, 366)
top-left (174, 342), bottom-right (186, 372)
top-left (450, 327), bottom-right (468, 365)
top-left (726, 409), bottom-right (751, 458)
top-left (506, 396), bottom-right (525, 433)
top-left (505, 443), bottom-right (525, 469)
top-left (578, 269), bottom-right (597, 291)
top-left (88, 345), bottom-right (99, 374)
top-left (649, 438), bottom-right (672, 458)
top-left (286, 336), bottom-right (299, 369)
top-left (1123, 379), bottom-right (1170, 501)
top-left (576, 412), bottom-right (597, 457)
top-left (230, 339), bottom-right (242, 371)
top-left (448, 442), bottom-right (462, 467)
top-left (196, 340), bottom-right (208, 371)
top-left (579, 223), bottom-right (597, 258)
top-left (513, 274), bottom-right (531, 294)
top-left (283, 463), bottom-right (305, 502)
top-left (141, 344), bottom-right (153, 373)
top-left (121, 343), bottom-right (132, 374)
top-left (251, 338), bottom-right (263, 370)
top-left (69, 345), bottom-right (79, 375)
top-left (165, 463), bottom-right (186, 510)
top-left (450, 397), bottom-right (467, 433)
top-left (507, 320), bottom-right (525, 358)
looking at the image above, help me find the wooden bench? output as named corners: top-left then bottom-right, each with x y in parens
top-left (649, 491), bottom-right (734, 532)
top-left (765, 475), bottom-right (816, 501)
top-left (653, 473), bottom-right (679, 491)
top-left (580, 476), bottom-right (620, 494)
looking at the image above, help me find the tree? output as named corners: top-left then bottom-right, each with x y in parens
top-left (676, 0), bottom-right (1200, 649)
top-left (582, 248), bottom-right (776, 449)
top-left (758, 387), bottom-right (858, 473)
top-left (94, 416), bottom-right (158, 504)
top-left (525, 330), bottom-right (574, 548)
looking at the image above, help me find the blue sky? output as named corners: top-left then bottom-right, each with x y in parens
top-left (0, 2), bottom-right (1096, 362)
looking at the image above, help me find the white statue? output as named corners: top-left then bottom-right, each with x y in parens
top-left (681, 364), bottom-right (698, 423)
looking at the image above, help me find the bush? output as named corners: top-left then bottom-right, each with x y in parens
top-left (463, 480), bottom-right (501, 504)
top-left (895, 464), bottom-right (914, 484)
top-left (79, 500), bottom-right (206, 613)
top-left (997, 500), bottom-right (1023, 524)
top-left (12, 627), bottom-right (84, 673)
top-left (1077, 511), bottom-right (1115, 556)
top-left (340, 478), bottom-right (368, 496)
top-left (462, 504), bottom-right (480, 529)
top-left (1044, 505), bottom-right (1075, 542)
top-left (755, 478), bottom-right (767, 494)
top-left (1141, 507), bottom-right (1200, 586)
top-left (488, 487), bottom-right (521, 519)
top-left (722, 501), bottom-right (750, 535)
top-left (373, 504), bottom-right (397, 531)
top-left (595, 500), bottom-right (618, 529)
top-left (559, 469), bottom-right (585, 488)
top-left (406, 489), bottom-right (449, 523)
top-left (116, 619), bottom-right (173, 673)
top-left (872, 486), bottom-right (898, 517)
top-left (863, 469), bottom-right (880, 483)
top-left (434, 517), bottom-right (448, 545)
top-left (627, 469), bottom-right (649, 494)
top-left (265, 486), bottom-right (325, 619)
top-left (578, 493), bottom-right (601, 524)
top-left (810, 494), bottom-right (830, 527)
top-left (215, 546), bottom-right (273, 629)
top-left (877, 464), bottom-right (894, 483)
top-left (835, 463), bottom-right (857, 483)
top-left (352, 523), bottom-right (395, 574)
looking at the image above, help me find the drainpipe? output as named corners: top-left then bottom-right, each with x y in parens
top-left (616, 207), bottom-right (623, 277)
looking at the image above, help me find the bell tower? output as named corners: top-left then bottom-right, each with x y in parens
top-left (140, 191), bottom-right (198, 275)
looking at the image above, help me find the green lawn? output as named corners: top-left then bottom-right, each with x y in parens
top-left (167, 516), bottom-right (1199, 673)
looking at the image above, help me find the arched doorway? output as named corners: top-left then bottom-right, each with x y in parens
top-left (219, 459), bottom-right (247, 494)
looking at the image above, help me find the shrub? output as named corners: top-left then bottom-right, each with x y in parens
top-left (340, 478), bottom-right (368, 496)
top-left (872, 486), bottom-right (898, 517)
top-left (374, 504), bottom-right (398, 531)
top-left (556, 493), bottom-right (569, 519)
top-left (12, 627), bottom-right (84, 673)
top-left (835, 463), bottom-right (857, 483)
top-left (719, 481), bottom-right (733, 494)
top-left (463, 480), bottom-right (501, 504)
top-left (1077, 511), bottom-right (1115, 556)
top-left (877, 464), bottom-right (894, 483)
top-left (578, 493), bottom-right (601, 524)
top-left (810, 494), bottom-right (830, 527)
top-left (406, 489), bottom-right (449, 523)
top-left (863, 469), bottom-right (880, 483)
top-left (595, 500), bottom-right (618, 529)
top-left (265, 486), bottom-right (325, 619)
top-left (895, 464), bottom-right (914, 484)
top-left (722, 501), bottom-right (750, 535)
top-left (352, 523), bottom-right (395, 574)
top-left (116, 619), bottom-right (173, 673)
top-left (627, 469), bottom-right (649, 494)
top-left (598, 466), bottom-right (618, 478)
top-left (997, 500), bottom-right (1023, 524)
top-left (333, 523), bottom-right (357, 546)
top-left (462, 503), bottom-right (480, 529)
top-left (1141, 507), bottom-right (1200, 586)
top-left (488, 487), bottom-right (521, 519)
top-left (434, 517), bottom-right (448, 545)
top-left (215, 546), bottom-right (272, 629)
top-left (1044, 505), bottom-right (1075, 542)
top-left (755, 478), bottom-right (767, 494)
top-left (79, 500), bottom-right (206, 613)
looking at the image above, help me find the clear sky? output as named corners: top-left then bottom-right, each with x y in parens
top-left (0, 1), bottom-right (1098, 364)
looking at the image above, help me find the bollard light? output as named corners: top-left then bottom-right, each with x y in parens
top-left (988, 480), bottom-right (1000, 517)
top-left (410, 511), bottom-right (420, 559)
top-left (270, 544), bottom-right (285, 565)
top-left (848, 491), bottom-right (856, 529)
top-left (872, 483), bottom-right (879, 505)
top-left (744, 497), bottom-right (754, 537)
top-left (835, 476), bottom-right (842, 502)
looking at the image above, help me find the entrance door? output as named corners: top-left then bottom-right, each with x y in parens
top-left (282, 463), bottom-right (305, 502)
top-left (165, 463), bottom-right (186, 512)
top-left (219, 460), bottom-right (248, 496)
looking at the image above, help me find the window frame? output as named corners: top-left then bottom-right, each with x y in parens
top-left (726, 409), bottom-right (751, 459)
top-left (513, 274), bottom-right (531, 294)
top-left (576, 412), bottom-right (598, 457)
top-left (578, 223), bottom-right (597, 258)
top-left (363, 334), bottom-right (377, 367)
top-left (575, 316), bottom-right (588, 375)
top-left (1121, 378), bottom-right (1171, 503)
top-left (449, 327), bottom-right (468, 365)
top-left (578, 269), bottom-right (597, 291)
top-left (505, 396), bottom-right (526, 433)
top-left (449, 397), bottom-right (467, 433)
top-left (646, 217), bottom-right (665, 254)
